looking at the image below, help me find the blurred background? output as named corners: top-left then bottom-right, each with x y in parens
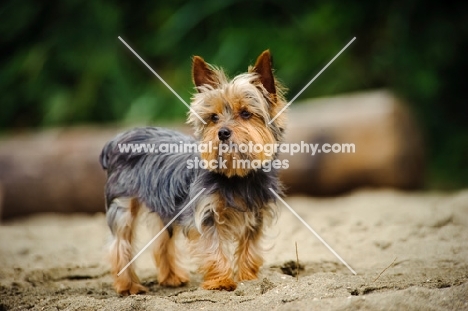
top-left (0, 0), bottom-right (467, 218)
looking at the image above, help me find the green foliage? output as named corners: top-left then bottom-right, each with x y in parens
top-left (0, 0), bottom-right (467, 187)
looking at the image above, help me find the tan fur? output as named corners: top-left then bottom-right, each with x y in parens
top-left (108, 194), bottom-right (276, 294)
top-left (189, 51), bottom-right (287, 178)
top-left (199, 110), bottom-right (278, 177)
top-left (108, 198), bottom-right (148, 295)
top-left (149, 213), bottom-right (189, 287)
top-left (187, 193), bottom-right (276, 290)
top-left (236, 225), bottom-right (264, 281)
top-left (189, 51), bottom-right (283, 289)
top-left (107, 51), bottom-right (285, 294)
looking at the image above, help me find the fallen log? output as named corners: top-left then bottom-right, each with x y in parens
top-left (0, 90), bottom-right (424, 219)
top-left (0, 127), bottom-right (111, 219)
top-left (280, 90), bottom-right (424, 195)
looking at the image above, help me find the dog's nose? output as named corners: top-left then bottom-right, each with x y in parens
top-left (218, 127), bottom-right (231, 141)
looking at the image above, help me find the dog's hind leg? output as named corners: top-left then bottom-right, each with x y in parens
top-left (148, 213), bottom-right (189, 287)
top-left (107, 197), bottom-right (148, 295)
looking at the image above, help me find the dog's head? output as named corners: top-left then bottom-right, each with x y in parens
top-left (189, 50), bottom-right (287, 177)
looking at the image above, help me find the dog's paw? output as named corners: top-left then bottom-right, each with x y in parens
top-left (237, 268), bottom-right (259, 281)
top-left (201, 278), bottom-right (237, 291)
top-left (115, 281), bottom-right (148, 296)
top-left (159, 273), bottom-right (189, 287)
top-left (237, 273), bottom-right (258, 282)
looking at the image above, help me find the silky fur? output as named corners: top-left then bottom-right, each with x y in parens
top-left (189, 62), bottom-right (287, 178)
top-left (101, 50), bottom-right (287, 294)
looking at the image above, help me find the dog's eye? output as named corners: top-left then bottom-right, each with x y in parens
top-left (211, 114), bottom-right (219, 122)
top-left (240, 110), bottom-right (252, 119)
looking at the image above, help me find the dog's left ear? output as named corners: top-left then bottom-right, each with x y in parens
top-left (252, 50), bottom-right (276, 95)
top-left (192, 56), bottom-right (218, 92)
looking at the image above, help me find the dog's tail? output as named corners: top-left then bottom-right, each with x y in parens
top-left (99, 130), bottom-right (134, 171)
top-left (99, 140), bottom-right (113, 170)
top-left (99, 127), bottom-right (158, 171)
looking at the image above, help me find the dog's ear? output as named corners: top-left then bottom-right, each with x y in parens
top-left (192, 56), bottom-right (218, 91)
top-left (252, 50), bottom-right (276, 95)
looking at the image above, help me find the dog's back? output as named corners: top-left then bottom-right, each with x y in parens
top-left (100, 127), bottom-right (199, 222)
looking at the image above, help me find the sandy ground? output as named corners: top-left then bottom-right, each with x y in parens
top-left (1, 189), bottom-right (468, 311)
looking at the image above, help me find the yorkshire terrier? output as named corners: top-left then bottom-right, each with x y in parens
top-left (100, 50), bottom-right (287, 295)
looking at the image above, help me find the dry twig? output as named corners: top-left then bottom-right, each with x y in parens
top-left (373, 257), bottom-right (397, 282)
top-left (295, 241), bottom-right (299, 281)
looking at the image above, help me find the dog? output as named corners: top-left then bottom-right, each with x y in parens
top-left (100, 50), bottom-right (287, 295)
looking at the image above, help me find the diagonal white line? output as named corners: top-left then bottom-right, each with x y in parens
top-left (269, 188), bottom-right (357, 275)
top-left (118, 36), bottom-right (206, 125)
top-left (117, 188), bottom-right (206, 276)
top-left (269, 37), bottom-right (356, 125)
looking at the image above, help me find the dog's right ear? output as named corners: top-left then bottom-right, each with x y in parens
top-left (252, 50), bottom-right (276, 95)
top-left (192, 56), bottom-right (218, 92)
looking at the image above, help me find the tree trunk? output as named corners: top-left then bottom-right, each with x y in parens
top-left (0, 90), bottom-right (424, 219)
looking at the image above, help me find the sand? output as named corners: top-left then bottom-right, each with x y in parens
top-left (1, 189), bottom-right (467, 310)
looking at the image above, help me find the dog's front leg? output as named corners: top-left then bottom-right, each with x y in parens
top-left (188, 225), bottom-right (237, 291)
top-left (235, 213), bottom-right (264, 281)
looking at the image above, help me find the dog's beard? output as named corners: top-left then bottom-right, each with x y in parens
top-left (200, 140), bottom-right (274, 178)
